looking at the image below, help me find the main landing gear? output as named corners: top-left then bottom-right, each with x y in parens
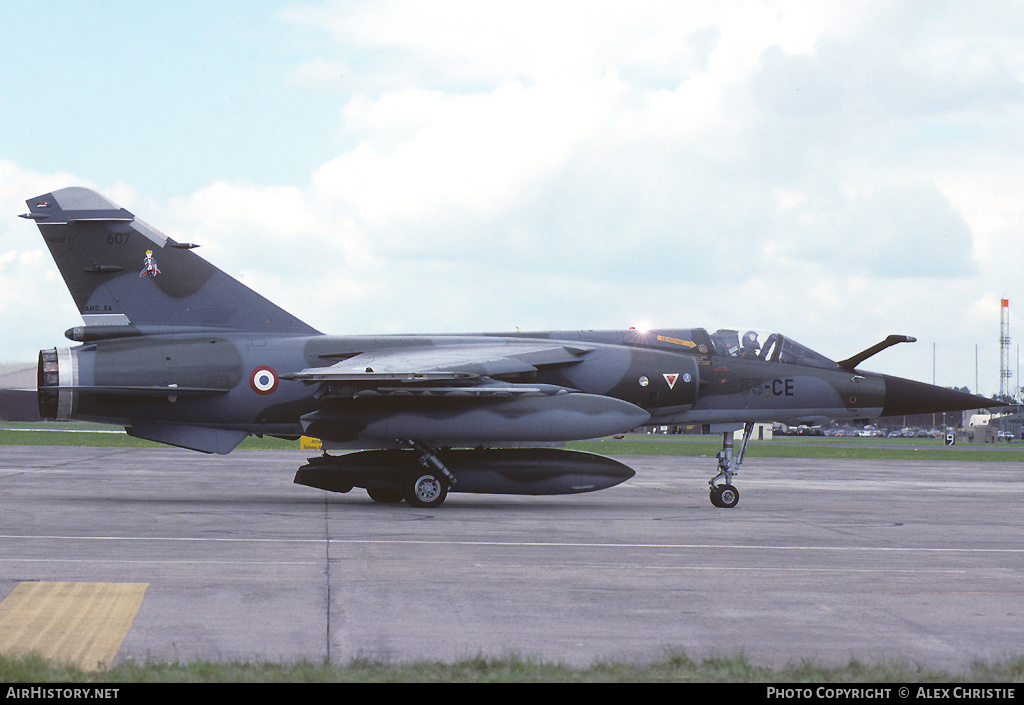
top-left (359, 441), bottom-right (456, 507)
top-left (708, 423), bottom-right (753, 509)
top-left (397, 440), bottom-right (456, 508)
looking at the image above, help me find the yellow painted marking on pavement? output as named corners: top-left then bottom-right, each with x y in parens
top-left (0, 581), bottom-right (147, 671)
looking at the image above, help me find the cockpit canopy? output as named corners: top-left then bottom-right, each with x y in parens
top-left (708, 329), bottom-right (837, 369)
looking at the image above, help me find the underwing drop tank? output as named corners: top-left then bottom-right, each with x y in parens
top-left (294, 447), bottom-right (636, 497)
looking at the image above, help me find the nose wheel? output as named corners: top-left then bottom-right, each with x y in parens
top-left (710, 483), bottom-right (739, 508)
top-left (708, 423), bottom-right (753, 509)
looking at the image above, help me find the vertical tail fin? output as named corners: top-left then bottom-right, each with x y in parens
top-left (23, 187), bottom-right (320, 335)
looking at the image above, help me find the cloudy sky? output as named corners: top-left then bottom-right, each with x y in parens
top-left (2, 0), bottom-right (1023, 395)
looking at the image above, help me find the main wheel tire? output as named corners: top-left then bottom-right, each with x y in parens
top-left (401, 471), bottom-right (448, 508)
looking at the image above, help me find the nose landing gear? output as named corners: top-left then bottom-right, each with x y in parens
top-left (708, 422), bottom-right (752, 508)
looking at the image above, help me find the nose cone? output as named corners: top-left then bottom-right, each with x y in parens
top-left (880, 375), bottom-right (1001, 417)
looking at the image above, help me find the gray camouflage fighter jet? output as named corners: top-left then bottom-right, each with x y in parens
top-left (22, 187), bottom-right (996, 508)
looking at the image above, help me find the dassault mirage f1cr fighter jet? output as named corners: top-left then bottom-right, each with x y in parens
top-left (22, 187), bottom-right (996, 508)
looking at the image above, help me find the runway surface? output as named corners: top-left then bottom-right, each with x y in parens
top-left (0, 445), bottom-right (1021, 670)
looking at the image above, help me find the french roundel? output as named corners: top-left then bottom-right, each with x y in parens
top-left (250, 366), bottom-right (279, 395)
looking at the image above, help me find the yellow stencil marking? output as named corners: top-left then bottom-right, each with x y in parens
top-left (656, 335), bottom-right (697, 348)
top-left (0, 582), bottom-right (147, 671)
top-left (300, 435), bottom-right (323, 450)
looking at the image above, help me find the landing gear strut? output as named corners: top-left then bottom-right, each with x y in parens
top-left (709, 423), bottom-right (753, 508)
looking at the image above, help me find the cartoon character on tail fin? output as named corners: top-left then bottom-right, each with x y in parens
top-left (140, 250), bottom-right (160, 277)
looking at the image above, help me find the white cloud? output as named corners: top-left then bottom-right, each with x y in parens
top-left (311, 78), bottom-right (621, 235)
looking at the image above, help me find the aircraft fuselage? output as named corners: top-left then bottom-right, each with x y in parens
top-left (45, 327), bottom-right (894, 445)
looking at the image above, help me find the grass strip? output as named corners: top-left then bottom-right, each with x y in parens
top-left (566, 438), bottom-right (1024, 462)
top-left (1, 651), bottom-right (1022, 683)
top-left (3, 427), bottom-right (1024, 460)
top-left (0, 429), bottom-right (298, 450)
